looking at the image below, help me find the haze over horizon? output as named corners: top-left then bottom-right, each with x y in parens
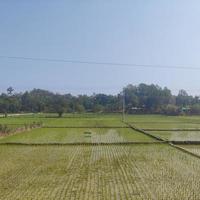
top-left (1, 1), bottom-right (200, 95)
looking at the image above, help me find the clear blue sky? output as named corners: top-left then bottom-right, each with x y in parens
top-left (1, 1), bottom-right (200, 95)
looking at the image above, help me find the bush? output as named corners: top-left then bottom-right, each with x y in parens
top-left (190, 104), bottom-right (200, 115)
top-left (162, 104), bottom-right (180, 116)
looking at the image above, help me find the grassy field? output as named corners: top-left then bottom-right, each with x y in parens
top-left (1, 114), bottom-right (200, 199)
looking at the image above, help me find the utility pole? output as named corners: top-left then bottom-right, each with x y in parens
top-left (122, 90), bottom-right (125, 122)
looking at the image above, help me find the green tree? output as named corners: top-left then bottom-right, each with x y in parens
top-left (7, 87), bottom-right (14, 95)
top-left (52, 95), bottom-right (67, 117)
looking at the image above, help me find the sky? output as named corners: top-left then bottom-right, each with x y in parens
top-left (1, 1), bottom-right (200, 95)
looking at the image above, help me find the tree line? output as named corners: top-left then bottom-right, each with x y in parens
top-left (0, 83), bottom-right (200, 117)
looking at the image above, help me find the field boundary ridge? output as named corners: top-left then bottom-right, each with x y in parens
top-left (171, 141), bottom-right (200, 145)
top-left (125, 121), bottom-right (200, 160)
top-left (144, 128), bottom-right (200, 131)
top-left (125, 122), bottom-right (164, 141)
top-left (43, 126), bottom-right (129, 128)
top-left (170, 143), bottom-right (200, 159)
top-left (0, 141), bottom-right (166, 146)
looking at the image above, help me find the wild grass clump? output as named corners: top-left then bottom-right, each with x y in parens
top-left (0, 124), bottom-right (11, 134)
top-left (23, 121), bottom-right (43, 130)
top-left (0, 121), bottom-right (43, 136)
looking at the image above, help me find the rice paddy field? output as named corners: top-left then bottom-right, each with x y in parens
top-left (0, 128), bottom-right (154, 144)
top-left (1, 114), bottom-right (200, 199)
top-left (148, 130), bottom-right (200, 141)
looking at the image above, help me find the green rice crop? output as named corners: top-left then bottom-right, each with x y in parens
top-left (131, 122), bottom-right (200, 130)
top-left (1, 114), bottom-right (200, 199)
top-left (0, 128), bottom-right (154, 144)
top-left (148, 131), bottom-right (200, 141)
top-left (179, 145), bottom-right (200, 156)
top-left (0, 144), bottom-right (200, 199)
top-left (43, 117), bottom-right (126, 127)
top-left (125, 114), bottom-right (200, 124)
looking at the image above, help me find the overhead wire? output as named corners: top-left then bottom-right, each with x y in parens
top-left (0, 55), bottom-right (200, 70)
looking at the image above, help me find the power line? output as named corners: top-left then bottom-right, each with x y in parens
top-left (0, 55), bottom-right (200, 70)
